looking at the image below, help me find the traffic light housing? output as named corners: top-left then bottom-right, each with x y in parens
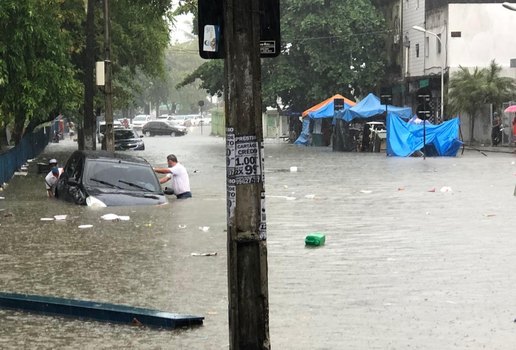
top-left (198, 0), bottom-right (280, 59)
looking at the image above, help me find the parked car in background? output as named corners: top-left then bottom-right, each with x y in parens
top-left (171, 114), bottom-right (198, 127)
top-left (141, 120), bottom-right (188, 137)
top-left (97, 120), bottom-right (123, 143)
top-left (55, 150), bottom-right (167, 207)
top-left (130, 114), bottom-right (152, 131)
top-left (101, 128), bottom-right (144, 151)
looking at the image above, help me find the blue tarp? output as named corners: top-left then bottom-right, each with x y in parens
top-left (386, 114), bottom-right (463, 157)
top-left (308, 99), bottom-right (355, 119)
top-left (294, 118), bottom-right (311, 146)
top-left (341, 93), bottom-right (413, 122)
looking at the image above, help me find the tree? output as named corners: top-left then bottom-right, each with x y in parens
top-left (177, 0), bottom-right (387, 113)
top-left (448, 60), bottom-right (516, 143)
top-left (0, 0), bottom-right (81, 145)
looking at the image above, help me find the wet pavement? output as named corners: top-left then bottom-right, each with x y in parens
top-left (0, 127), bottom-right (516, 349)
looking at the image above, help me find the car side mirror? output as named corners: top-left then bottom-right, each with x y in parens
top-left (67, 179), bottom-right (79, 186)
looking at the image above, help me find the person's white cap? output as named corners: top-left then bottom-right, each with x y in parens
top-left (49, 159), bottom-right (58, 164)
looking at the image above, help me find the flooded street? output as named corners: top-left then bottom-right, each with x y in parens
top-left (1, 127), bottom-right (516, 349)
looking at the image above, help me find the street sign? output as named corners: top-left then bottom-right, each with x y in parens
top-left (198, 0), bottom-right (280, 59)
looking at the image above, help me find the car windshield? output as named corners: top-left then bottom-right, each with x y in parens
top-left (114, 130), bottom-right (138, 139)
top-left (83, 159), bottom-right (159, 193)
top-left (133, 115), bottom-right (147, 121)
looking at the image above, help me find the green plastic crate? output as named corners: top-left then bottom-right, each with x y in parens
top-left (305, 233), bottom-right (326, 246)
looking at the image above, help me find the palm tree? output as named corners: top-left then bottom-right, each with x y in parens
top-left (448, 60), bottom-right (516, 144)
top-left (448, 66), bottom-right (486, 143)
top-left (484, 60), bottom-right (516, 113)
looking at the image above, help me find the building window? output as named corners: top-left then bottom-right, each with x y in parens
top-left (451, 31), bottom-right (461, 38)
top-left (437, 34), bottom-right (442, 53)
top-left (416, 43), bottom-right (419, 58)
top-left (425, 37), bottom-right (429, 57)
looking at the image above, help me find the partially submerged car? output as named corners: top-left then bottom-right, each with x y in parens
top-left (55, 150), bottom-right (167, 207)
top-left (101, 128), bottom-right (145, 151)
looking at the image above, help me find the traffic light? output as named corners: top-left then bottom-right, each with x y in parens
top-left (417, 94), bottom-right (432, 120)
top-left (198, 0), bottom-right (280, 59)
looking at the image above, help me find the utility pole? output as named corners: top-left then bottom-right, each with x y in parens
top-left (82, 0), bottom-right (96, 150)
top-left (103, 0), bottom-right (114, 151)
top-left (224, 0), bottom-right (270, 348)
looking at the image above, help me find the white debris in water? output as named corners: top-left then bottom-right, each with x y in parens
top-left (290, 166), bottom-right (298, 172)
top-left (199, 226), bottom-right (210, 232)
top-left (304, 194), bottom-right (315, 199)
top-left (101, 214), bottom-right (130, 221)
top-left (440, 186), bottom-right (453, 193)
top-left (178, 224), bottom-right (187, 229)
top-left (78, 224), bottom-right (93, 229)
top-left (191, 252), bottom-right (217, 256)
top-left (0, 197), bottom-right (4, 200)
top-left (40, 217), bottom-right (54, 221)
top-left (360, 190), bottom-right (372, 194)
top-left (54, 215), bottom-right (67, 221)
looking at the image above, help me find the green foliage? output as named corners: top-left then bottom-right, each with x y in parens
top-left (178, 0), bottom-right (387, 113)
top-left (448, 59), bottom-right (516, 141)
top-left (0, 0), bottom-right (82, 141)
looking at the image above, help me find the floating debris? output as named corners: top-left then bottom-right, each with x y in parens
top-left (78, 224), bottom-right (93, 229)
top-left (101, 214), bottom-right (130, 221)
top-left (360, 190), bottom-right (372, 194)
top-left (304, 194), bottom-right (315, 199)
top-left (198, 226), bottom-right (210, 232)
top-left (440, 186), bottom-right (453, 193)
top-left (178, 224), bottom-right (187, 229)
top-left (428, 188), bottom-right (436, 192)
top-left (290, 166), bottom-right (298, 172)
top-left (191, 252), bottom-right (218, 257)
top-left (54, 215), bottom-right (67, 221)
top-left (40, 218), bottom-right (54, 221)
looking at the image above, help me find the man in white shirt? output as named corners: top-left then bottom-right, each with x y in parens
top-left (153, 154), bottom-right (192, 199)
top-left (44, 159), bottom-right (63, 197)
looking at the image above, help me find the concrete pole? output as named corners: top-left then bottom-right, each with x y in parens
top-left (103, 0), bottom-right (114, 151)
top-left (223, 0), bottom-right (270, 349)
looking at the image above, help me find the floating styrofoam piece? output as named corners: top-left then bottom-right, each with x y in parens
top-left (0, 197), bottom-right (4, 200)
top-left (191, 252), bottom-right (217, 256)
top-left (178, 225), bottom-right (187, 229)
top-left (101, 213), bottom-right (119, 221)
top-left (101, 214), bottom-right (130, 221)
top-left (198, 226), bottom-right (210, 232)
top-left (360, 190), bottom-right (372, 194)
top-left (290, 166), bottom-right (298, 172)
top-left (54, 215), bottom-right (67, 221)
top-left (40, 218), bottom-right (54, 221)
top-left (440, 186), bottom-right (453, 193)
top-left (78, 224), bottom-right (93, 229)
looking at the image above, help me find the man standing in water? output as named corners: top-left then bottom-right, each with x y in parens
top-left (153, 154), bottom-right (192, 199)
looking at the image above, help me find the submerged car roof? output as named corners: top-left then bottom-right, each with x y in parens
top-left (71, 150), bottom-right (149, 165)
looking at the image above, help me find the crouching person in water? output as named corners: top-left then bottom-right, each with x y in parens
top-left (45, 159), bottom-right (63, 197)
top-left (153, 154), bottom-right (192, 199)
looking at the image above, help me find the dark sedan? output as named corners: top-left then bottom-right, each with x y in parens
top-left (55, 150), bottom-right (167, 207)
top-left (102, 128), bottom-right (145, 151)
top-left (141, 121), bottom-right (188, 137)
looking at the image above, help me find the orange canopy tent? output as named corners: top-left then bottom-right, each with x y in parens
top-left (302, 94), bottom-right (356, 118)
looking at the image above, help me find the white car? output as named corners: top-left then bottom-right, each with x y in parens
top-left (130, 114), bottom-right (152, 130)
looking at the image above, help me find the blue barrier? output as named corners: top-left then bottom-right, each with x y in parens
top-left (0, 127), bottom-right (50, 185)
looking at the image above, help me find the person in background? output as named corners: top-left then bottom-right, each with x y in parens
top-left (491, 113), bottom-right (502, 146)
top-left (512, 116), bottom-right (516, 144)
top-left (153, 154), bottom-right (192, 199)
top-left (44, 159), bottom-right (63, 197)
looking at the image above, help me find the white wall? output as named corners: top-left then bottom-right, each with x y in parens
top-left (448, 4), bottom-right (516, 72)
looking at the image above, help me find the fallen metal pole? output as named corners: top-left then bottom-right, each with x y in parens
top-left (0, 292), bottom-right (203, 329)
